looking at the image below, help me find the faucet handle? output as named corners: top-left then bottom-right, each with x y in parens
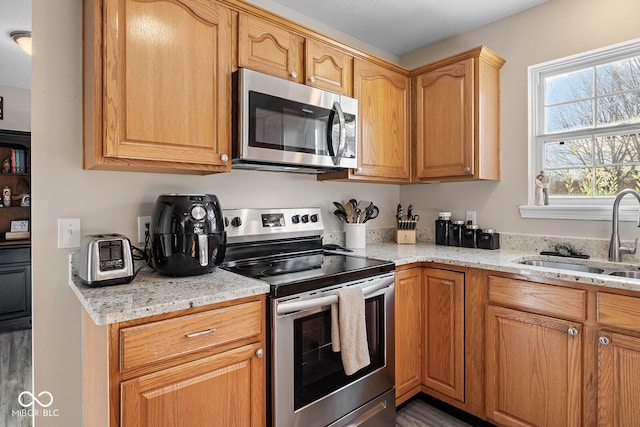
top-left (621, 238), bottom-right (638, 255)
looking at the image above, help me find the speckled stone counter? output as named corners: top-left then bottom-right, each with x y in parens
top-left (69, 242), bottom-right (640, 326)
top-left (349, 242), bottom-right (640, 294)
top-left (68, 255), bottom-right (270, 325)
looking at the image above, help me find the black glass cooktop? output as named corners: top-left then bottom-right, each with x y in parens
top-left (222, 250), bottom-right (394, 298)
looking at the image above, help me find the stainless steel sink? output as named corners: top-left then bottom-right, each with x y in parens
top-left (517, 257), bottom-right (640, 278)
top-left (518, 259), bottom-right (605, 274)
top-left (607, 270), bottom-right (640, 279)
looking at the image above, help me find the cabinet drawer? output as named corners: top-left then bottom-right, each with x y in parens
top-left (598, 292), bottom-right (640, 330)
top-left (120, 300), bottom-right (263, 371)
top-left (488, 276), bottom-right (587, 321)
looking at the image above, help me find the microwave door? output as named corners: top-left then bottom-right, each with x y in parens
top-left (327, 102), bottom-right (346, 166)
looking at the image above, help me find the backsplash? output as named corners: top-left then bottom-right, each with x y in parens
top-left (325, 227), bottom-right (640, 263)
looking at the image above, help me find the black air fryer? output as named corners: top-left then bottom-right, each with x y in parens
top-left (150, 194), bottom-right (226, 276)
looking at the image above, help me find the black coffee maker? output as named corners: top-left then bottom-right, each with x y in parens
top-left (150, 194), bottom-right (226, 276)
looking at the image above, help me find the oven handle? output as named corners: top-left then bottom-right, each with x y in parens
top-left (275, 275), bottom-right (393, 315)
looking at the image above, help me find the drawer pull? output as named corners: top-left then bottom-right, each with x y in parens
top-left (568, 327), bottom-right (579, 336)
top-left (256, 348), bottom-right (264, 358)
top-left (599, 336), bottom-right (610, 345)
top-left (185, 328), bottom-right (216, 338)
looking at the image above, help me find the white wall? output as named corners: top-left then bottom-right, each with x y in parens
top-left (399, 0), bottom-right (640, 239)
top-left (0, 84), bottom-right (30, 131)
top-left (31, 1), bottom-right (398, 425)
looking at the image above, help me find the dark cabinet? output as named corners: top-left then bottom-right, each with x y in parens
top-left (0, 246), bottom-right (31, 330)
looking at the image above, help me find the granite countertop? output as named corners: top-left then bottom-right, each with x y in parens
top-left (69, 243), bottom-right (640, 326)
top-left (350, 242), bottom-right (640, 294)
top-left (68, 255), bottom-right (270, 326)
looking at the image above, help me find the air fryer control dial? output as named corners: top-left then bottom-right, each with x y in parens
top-left (190, 204), bottom-right (207, 221)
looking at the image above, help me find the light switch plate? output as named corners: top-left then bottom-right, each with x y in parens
top-left (58, 218), bottom-right (81, 248)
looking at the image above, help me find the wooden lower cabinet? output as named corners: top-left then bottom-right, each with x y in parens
top-left (121, 342), bottom-right (265, 427)
top-left (421, 268), bottom-right (465, 402)
top-left (485, 304), bottom-right (583, 427)
top-left (394, 268), bottom-right (422, 404)
top-left (83, 295), bottom-right (266, 427)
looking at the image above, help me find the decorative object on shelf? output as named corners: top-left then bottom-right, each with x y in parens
top-left (10, 220), bottom-right (29, 232)
top-left (534, 170), bottom-right (550, 206)
top-left (2, 185), bottom-right (11, 207)
top-left (20, 193), bottom-right (29, 207)
top-left (1, 158), bottom-right (9, 173)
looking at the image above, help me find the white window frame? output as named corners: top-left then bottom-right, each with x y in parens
top-left (520, 38), bottom-right (640, 221)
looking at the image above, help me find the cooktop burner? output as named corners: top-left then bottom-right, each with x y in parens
top-left (221, 207), bottom-right (395, 297)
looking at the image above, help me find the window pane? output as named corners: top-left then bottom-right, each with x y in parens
top-left (546, 168), bottom-right (592, 196)
top-left (594, 133), bottom-right (640, 164)
top-left (544, 138), bottom-right (592, 168)
top-left (596, 56), bottom-right (640, 95)
top-left (544, 68), bottom-right (593, 104)
top-left (596, 91), bottom-right (640, 127)
top-left (545, 100), bottom-right (593, 133)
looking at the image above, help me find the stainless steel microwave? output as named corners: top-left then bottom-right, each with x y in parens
top-left (233, 68), bottom-right (358, 173)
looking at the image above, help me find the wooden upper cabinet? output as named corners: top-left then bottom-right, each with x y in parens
top-left (238, 13), bottom-right (304, 83)
top-left (413, 46), bottom-right (505, 182)
top-left (321, 59), bottom-right (410, 183)
top-left (305, 39), bottom-right (353, 96)
top-left (84, 0), bottom-right (233, 174)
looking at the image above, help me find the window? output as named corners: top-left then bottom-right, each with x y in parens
top-left (522, 38), bottom-right (640, 220)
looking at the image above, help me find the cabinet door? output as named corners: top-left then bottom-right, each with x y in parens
top-left (485, 305), bottom-right (582, 427)
top-left (598, 331), bottom-right (640, 426)
top-left (0, 262), bottom-right (31, 323)
top-left (305, 39), bottom-right (353, 96)
top-left (353, 59), bottom-right (410, 181)
top-left (238, 14), bottom-right (304, 83)
top-left (422, 268), bottom-right (464, 402)
top-left (414, 59), bottom-right (474, 179)
top-left (101, 0), bottom-right (232, 169)
top-left (121, 342), bottom-right (265, 427)
top-left (394, 268), bottom-right (422, 404)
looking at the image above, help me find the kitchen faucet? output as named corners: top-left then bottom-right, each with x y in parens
top-left (608, 188), bottom-right (640, 261)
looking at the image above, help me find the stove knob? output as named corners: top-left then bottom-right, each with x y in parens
top-left (310, 214), bottom-right (319, 223)
top-left (190, 204), bottom-right (206, 221)
top-left (231, 217), bottom-right (243, 227)
top-left (224, 217), bottom-right (230, 227)
top-left (301, 214), bottom-right (309, 223)
top-left (291, 214), bottom-right (300, 224)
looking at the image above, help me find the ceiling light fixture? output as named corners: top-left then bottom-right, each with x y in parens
top-left (10, 31), bottom-right (32, 56)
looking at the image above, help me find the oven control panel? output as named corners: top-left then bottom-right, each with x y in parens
top-left (224, 208), bottom-right (324, 242)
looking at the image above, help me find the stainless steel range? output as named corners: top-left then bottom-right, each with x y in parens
top-left (221, 208), bottom-right (396, 427)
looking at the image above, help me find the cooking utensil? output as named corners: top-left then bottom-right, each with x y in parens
top-left (363, 203), bottom-right (379, 223)
top-left (323, 243), bottom-right (353, 252)
top-left (333, 209), bottom-right (347, 222)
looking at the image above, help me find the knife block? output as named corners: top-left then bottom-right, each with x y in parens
top-left (395, 229), bottom-right (416, 244)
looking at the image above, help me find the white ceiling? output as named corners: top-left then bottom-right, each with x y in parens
top-left (0, 0), bottom-right (549, 90)
top-left (263, 0), bottom-right (549, 56)
top-left (0, 0), bottom-right (31, 89)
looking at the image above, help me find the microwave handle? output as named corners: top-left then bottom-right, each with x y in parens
top-left (327, 101), bottom-right (346, 166)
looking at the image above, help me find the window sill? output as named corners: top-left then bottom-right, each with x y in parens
top-left (519, 204), bottom-right (640, 221)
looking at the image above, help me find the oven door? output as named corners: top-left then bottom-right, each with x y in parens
top-left (272, 273), bottom-right (395, 427)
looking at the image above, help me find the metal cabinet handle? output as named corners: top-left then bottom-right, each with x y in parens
top-left (568, 327), bottom-right (578, 336)
top-left (464, 166), bottom-right (471, 174)
top-left (309, 75), bottom-right (316, 83)
top-left (256, 348), bottom-right (264, 358)
top-left (220, 153), bottom-right (229, 162)
top-left (185, 328), bottom-right (216, 338)
top-left (290, 71), bottom-right (298, 79)
top-left (599, 336), bottom-right (610, 345)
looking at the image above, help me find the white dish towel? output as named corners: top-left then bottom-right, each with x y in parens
top-left (330, 287), bottom-right (370, 375)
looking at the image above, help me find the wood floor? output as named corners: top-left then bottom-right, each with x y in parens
top-left (0, 328), bottom-right (32, 427)
top-left (396, 398), bottom-right (472, 427)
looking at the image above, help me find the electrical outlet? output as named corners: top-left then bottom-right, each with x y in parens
top-left (58, 218), bottom-right (81, 248)
top-left (465, 210), bottom-right (477, 225)
top-left (137, 216), bottom-right (151, 244)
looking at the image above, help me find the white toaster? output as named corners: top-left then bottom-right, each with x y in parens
top-left (79, 234), bottom-right (135, 286)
